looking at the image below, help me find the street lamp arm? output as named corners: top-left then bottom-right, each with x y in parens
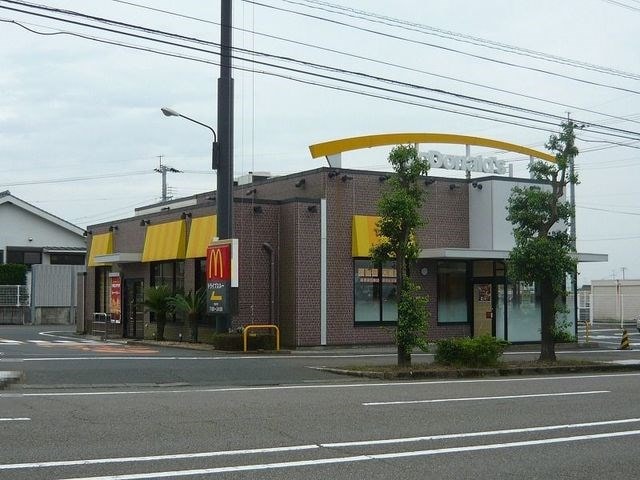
top-left (177, 113), bottom-right (217, 142)
top-left (161, 107), bottom-right (217, 141)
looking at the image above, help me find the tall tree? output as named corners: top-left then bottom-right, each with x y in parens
top-left (507, 121), bottom-right (578, 362)
top-left (371, 144), bottom-right (430, 367)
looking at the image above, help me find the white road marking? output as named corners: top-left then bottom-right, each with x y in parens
top-left (362, 390), bottom-right (610, 406)
top-left (1, 373), bottom-right (639, 398)
top-left (2, 418), bottom-right (638, 471)
top-left (0, 417), bottom-right (30, 421)
top-left (46, 429), bottom-right (640, 480)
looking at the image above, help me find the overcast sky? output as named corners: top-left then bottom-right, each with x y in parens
top-left (1, 0), bottom-right (639, 285)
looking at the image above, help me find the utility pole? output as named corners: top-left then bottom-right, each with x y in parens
top-left (567, 113), bottom-right (579, 334)
top-left (621, 266), bottom-right (627, 280)
top-left (216, 0), bottom-right (234, 332)
top-left (154, 155), bottom-right (181, 203)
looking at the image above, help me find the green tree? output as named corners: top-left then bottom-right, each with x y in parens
top-left (170, 289), bottom-right (206, 343)
top-left (507, 121), bottom-right (578, 362)
top-left (143, 284), bottom-right (174, 341)
top-left (371, 144), bottom-right (430, 367)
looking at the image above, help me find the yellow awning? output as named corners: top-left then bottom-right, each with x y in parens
top-left (142, 220), bottom-right (186, 262)
top-left (186, 215), bottom-right (217, 259)
top-left (352, 215), bottom-right (382, 257)
top-left (88, 233), bottom-right (114, 267)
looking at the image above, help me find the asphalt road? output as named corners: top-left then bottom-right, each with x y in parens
top-left (2, 325), bottom-right (640, 389)
top-left (2, 368), bottom-right (640, 479)
top-left (1, 325), bottom-right (640, 479)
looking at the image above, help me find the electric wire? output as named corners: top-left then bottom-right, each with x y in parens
top-left (2, 4), bottom-right (640, 145)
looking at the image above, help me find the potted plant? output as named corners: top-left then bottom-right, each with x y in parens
top-left (143, 284), bottom-right (174, 341)
top-left (170, 288), bottom-right (206, 342)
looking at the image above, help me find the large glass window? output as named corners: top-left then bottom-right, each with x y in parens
top-left (354, 260), bottom-right (397, 324)
top-left (437, 261), bottom-right (468, 323)
top-left (507, 282), bottom-right (541, 342)
top-left (150, 261), bottom-right (185, 323)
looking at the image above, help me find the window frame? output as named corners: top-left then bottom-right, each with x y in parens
top-left (353, 258), bottom-right (398, 326)
top-left (436, 260), bottom-right (470, 325)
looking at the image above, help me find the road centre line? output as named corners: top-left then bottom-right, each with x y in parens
top-left (0, 417), bottom-right (30, 421)
top-left (1, 372), bottom-right (639, 398)
top-left (363, 390), bottom-right (609, 406)
top-left (48, 429), bottom-right (640, 480)
top-left (3, 418), bottom-right (639, 471)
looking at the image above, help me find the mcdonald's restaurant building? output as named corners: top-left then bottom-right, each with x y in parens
top-left (82, 134), bottom-right (606, 347)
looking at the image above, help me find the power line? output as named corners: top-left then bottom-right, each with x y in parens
top-left (294, 0), bottom-right (640, 82)
top-left (109, 0), bottom-right (640, 128)
top-left (0, 169), bottom-right (153, 187)
top-left (244, 0), bottom-right (640, 96)
top-left (4, 3), bottom-right (640, 145)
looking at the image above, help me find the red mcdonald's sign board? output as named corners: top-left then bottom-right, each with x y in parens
top-left (207, 244), bottom-right (231, 282)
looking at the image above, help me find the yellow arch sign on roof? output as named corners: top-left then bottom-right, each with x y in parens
top-left (308, 133), bottom-right (556, 163)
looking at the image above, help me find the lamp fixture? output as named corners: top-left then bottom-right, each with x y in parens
top-left (253, 205), bottom-right (263, 214)
top-left (246, 188), bottom-right (257, 196)
top-left (472, 181), bottom-right (483, 190)
top-left (379, 175), bottom-right (390, 182)
top-left (139, 219), bottom-right (151, 226)
top-left (424, 178), bottom-right (436, 186)
top-left (83, 230), bottom-right (92, 237)
top-left (449, 183), bottom-right (460, 190)
top-left (295, 178), bottom-right (306, 188)
top-left (327, 170), bottom-right (340, 179)
top-left (307, 205), bottom-right (318, 213)
top-left (180, 212), bottom-right (192, 219)
top-left (341, 175), bottom-right (353, 182)
top-left (108, 225), bottom-right (118, 232)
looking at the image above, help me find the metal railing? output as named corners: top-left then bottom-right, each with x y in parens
top-left (243, 324), bottom-right (280, 352)
top-left (0, 285), bottom-right (30, 307)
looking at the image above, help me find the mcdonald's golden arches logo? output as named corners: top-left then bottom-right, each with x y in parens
top-left (206, 244), bottom-right (231, 281)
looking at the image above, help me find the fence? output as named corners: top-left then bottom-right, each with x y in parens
top-left (581, 293), bottom-right (640, 327)
top-left (0, 285), bottom-right (31, 325)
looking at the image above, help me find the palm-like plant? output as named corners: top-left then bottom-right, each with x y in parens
top-left (143, 284), bottom-right (174, 341)
top-left (170, 288), bottom-right (206, 342)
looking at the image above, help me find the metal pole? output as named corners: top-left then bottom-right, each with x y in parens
top-left (216, 0), bottom-right (234, 332)
top-left (217, 0), bottom-right (234, 241)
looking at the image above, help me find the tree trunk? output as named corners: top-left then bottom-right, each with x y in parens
top-left (539, 277), bottom-right (557, 362)
top-left (156, 312), bottom-right (166, 341)
top-left (398, 343), bottom-right (411, 367)
top-left (189, 313), bottom-right (198, 343)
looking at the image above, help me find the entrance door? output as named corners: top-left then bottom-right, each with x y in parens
top-left (123, 279), bottom-right (144, 339)
top-left (473, 283), bottom-right (493, 336)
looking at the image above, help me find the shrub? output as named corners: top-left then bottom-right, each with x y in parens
top-left (435, 335), bottom-right (509, 368)
top-left (552, 320), bottom-right (576, 343)
top-left (0, 264), bottom-right (27, 285)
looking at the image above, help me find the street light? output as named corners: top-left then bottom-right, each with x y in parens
top-left (160, 107), bottom-right (219, 169)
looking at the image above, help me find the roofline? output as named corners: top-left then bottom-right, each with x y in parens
top-left (0, 193), bottom-right (85, 236)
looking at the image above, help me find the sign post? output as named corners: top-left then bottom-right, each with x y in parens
top-left (206, 239), bottom-right (238, 316)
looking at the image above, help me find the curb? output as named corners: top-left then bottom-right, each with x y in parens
top-left (127, 340), bottom-right (292, 355)
top-left (316, 362), bottom-right (640, 380)
top-left (0, 371), bottom-right (23, 390)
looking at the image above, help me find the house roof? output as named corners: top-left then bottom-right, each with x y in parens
top-left (0, 190), bottom-right (85, 237)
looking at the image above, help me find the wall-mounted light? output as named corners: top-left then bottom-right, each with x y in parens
top-left (246, 188), bottom-right (257, 196)
top-left (83, 230), bottom-right (92, 237)
top-left (205, 195), bottom-right (216, 202)
top-left (379, 175), bottom-right (390, 182)
top-left (449, 183), bottom-right (460, 190)
top-left (108, 225), bottom-right (118, 232)
top-left (180, 212), bottom-right (192, 219)
top-left (327, 170), bottom-right (340, 179)
top-left (161, 206), bottom-right (170, 211)
top-left (139, 219), bottom-right (151, 226)
top-left (295, 178), bottom-right (306, 188)
top-left (253, 205), bottom-right (263, 214)
top-left (424, 178), bottom-right (436, 186)
top-left (472, 181), bottom-right (483, 190)
top-left (341, 175), bottom-right (353, 182)
top-left (307, 205), bottom-right (318, 213)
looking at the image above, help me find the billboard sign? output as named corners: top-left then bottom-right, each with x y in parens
top-left (109, 273), bottom-right (122, 323)
top-left (206, 239), bottom-right (238, 315)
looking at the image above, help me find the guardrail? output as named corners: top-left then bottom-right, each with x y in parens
top-left (243, 324), bottom-right (280, 352)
